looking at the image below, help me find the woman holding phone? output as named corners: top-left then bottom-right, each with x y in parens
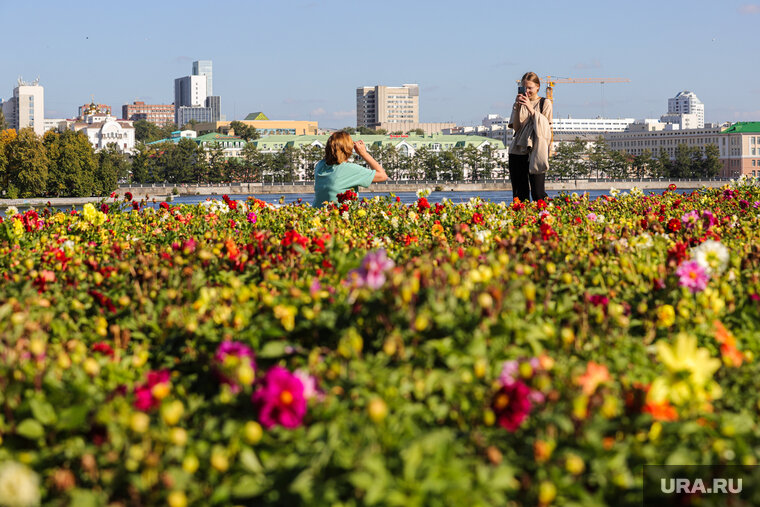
top-left (312, 131), bottom-right (389, 207)
top-left (508, 72), bottom-right (553, 202)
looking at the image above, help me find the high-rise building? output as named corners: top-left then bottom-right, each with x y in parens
top-left (122, 101), bottom-right (175, 127)
top-left (1, 78), bottom-right (45, 136)
top-left (174, 75), bottom-right (207, 109)
top-left (205, 95), bottom-right (221, 122)
top-left (192, 60), bottom-right (213, 97)
top-left (175, 60), bottom-right (221, 125)
top-left (356, 84), bottom-right (419, 128)
top-left (667, 91), bottom-right (704, 128)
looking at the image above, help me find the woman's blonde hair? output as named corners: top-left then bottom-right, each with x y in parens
top-left (325, 131), bottom-right (354, 165)
top-left (521, 72), bottom-right (541, 89)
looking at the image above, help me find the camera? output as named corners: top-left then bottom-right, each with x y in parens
top-left (518, 85), bottom-right (526, 95)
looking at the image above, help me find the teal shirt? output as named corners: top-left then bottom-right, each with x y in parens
top-left (312, 160), bottom-right (376, 207)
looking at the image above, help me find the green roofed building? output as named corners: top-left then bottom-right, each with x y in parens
top-left (720, 122), bottom-right (760, 178)
top-left (249, 134), bottom-right (508, 181)
top-left (148, 131), bottom-right (246, 158)
top-left (244, 112), bottom-right (269, 121)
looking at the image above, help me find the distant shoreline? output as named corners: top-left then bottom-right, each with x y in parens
top-left (0, 179), bottom-right (730, 208)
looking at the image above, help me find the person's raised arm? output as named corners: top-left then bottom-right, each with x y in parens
top-left (354, 140), bottom-right (388, 182)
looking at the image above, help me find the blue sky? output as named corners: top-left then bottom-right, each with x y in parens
top-left (2, 0), bottom-right (759, 128)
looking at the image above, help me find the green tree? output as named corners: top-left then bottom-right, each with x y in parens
top-left (549, 138), bottom-right (588, 179)
top-left (588, 136), bottom-right (614, 179)
top-left (462, 145), bottom-right (481, 181)
top-left (656, 149), bottom-right (671, 179)
top-left (409, 128), bottom-right (425, 136)
top-left (96, 145), bottom-right (130, 195)
top-left (300, 144), bottom-right (323, 182)
top-left (632, 149), bottom-right (654, 178)
top-left (0, 109), bottom-right (8, 131)
top-left (134, 120), bottom-right (166, 143)
top-left (670, 144), bottom-right (691, 178)
top-left (0, 129), bottom-right (13, 192)
top-left (130, 143), bottom-right (154, 183)
top-left (206, 143), bottom-right (226, 183)
top-left (44, 130), bottom-right (98, 197)
top-left (342, 127), bottom-right (357, 135)
top-left (702, 144), bottom-right (722, 178)
top-left (440, 148), bottom-right (464, 181)
top-left (7, 128), bottom-right (49, 197)
top-left (241, 143), bottom-right (264, 182)
top-left (607, 150), bottom-right (631, 179)
top-left (154, 139), bottom-right (200, 183)
top-left (229, 121), bottom-right (260, 141)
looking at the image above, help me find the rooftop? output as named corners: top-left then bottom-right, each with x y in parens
top-left (722, 122), bottom-right (760, 133)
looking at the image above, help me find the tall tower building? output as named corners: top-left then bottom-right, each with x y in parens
top-left (668, 91), bottom-right (704, 128)
top-left (174, 75), bottom-right (207, 108)
top-left (192, 60), bottom-right (213, 97)
top-left (1, 78), bottom-right (45, 136)
top-left (356, 84), bottom-right (419, 128)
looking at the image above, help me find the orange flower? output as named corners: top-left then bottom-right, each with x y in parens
top-left (643, 400), bottom-right (678, 421)
top-left (575, 361), bottom-right (611, 396)
top-left (714, 320), bottom-right (745, 367)
top-left (431, 223), bottom-right (444, 237)
top-left (225, 239), bottom-right (239, 260)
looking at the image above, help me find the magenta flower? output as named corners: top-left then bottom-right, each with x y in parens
top-left (247, 212), bottom-right (257, 224)
top-left (702, 210), bottom-right (717, 228)
top-left (492, 381), bottom-right (532, 432)
top-left (346, 249), bottom-right (395, 289)
top-left (252, 366), bottom-right (307, 429)
top-left (681, 210), bottom-right (699, 229)
top-left (676, 260), bottom-right (709, 293)
top-left (215, 340), bottom-right (256, 393)
top-left (133, 370), bottom-right (171, 411)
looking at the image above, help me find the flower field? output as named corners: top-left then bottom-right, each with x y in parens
top-left (1, 181), bottom-right (760, 506)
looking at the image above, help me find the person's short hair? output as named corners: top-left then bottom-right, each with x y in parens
top-left (522, 72), bottom-right (541, 89)
top-left (325, 131), bottom-right (354, 165)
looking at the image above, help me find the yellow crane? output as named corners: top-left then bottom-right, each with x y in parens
top-left (515, 76), bottom-right (631, 151)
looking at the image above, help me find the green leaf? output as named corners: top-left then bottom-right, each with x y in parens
top-left (258, 341), bottom-right (290, 358)
top-left (17, 418), bottom-right (45, 439)
top-left (231, 475), bottom-right (267, 499)
top-left (30, 398), bottom-right (57, 426)
top-left (68, 489), bottom-right (104, 507)
top-left (240, 448), bottom-right (263, 474)
top-left (57, 404), bottom-right (89, 431)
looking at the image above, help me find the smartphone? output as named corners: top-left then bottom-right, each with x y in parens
top-left (518, 85), bottom-right (526, 95)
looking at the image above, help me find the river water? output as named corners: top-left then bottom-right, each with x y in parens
top-left (161, 188), bottom-right (671, 207)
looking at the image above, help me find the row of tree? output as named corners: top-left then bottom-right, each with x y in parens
top-left (0, 127), bottom-right (725, 197)
top-left (551, 137), bottom-right (722, 179)
top-left (0, 129), bottom-right (129, 198)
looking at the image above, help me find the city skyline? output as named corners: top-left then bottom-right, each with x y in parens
top-left (1, 0), bottom-right (759, 128)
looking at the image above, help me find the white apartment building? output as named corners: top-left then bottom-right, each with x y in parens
top-left (605, 122), bottom-right (723, 160)
top-left (667, 91), bottom-right (704, 128)
top-left (67, 104), bottom-right (135, 154)
top-left (1, 78), bottom-right (45, 136)
top-left (44, 118), bottom-right (66, 132)
top-left (356, 84), bottom-right (419, 128)
top-left (552, 117), bottom-right (636, 133)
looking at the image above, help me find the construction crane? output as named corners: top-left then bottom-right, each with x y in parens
top-left (544, 76), bottom-right (631, 117)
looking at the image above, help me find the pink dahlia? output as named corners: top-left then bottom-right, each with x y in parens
top-left (676, 260), bottom-right (709, 293)
top-left (346, 249), bottom-right (395, 290)
top-left (492, 380), bottom-right (532, 432)
top-left (133, 370), bottom-right (171, 411)
top-left (252, 366), bottom-right (307, 429)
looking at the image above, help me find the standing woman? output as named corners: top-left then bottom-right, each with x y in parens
top-left (508, 72), bottom-right (553, 202)
top-left (312, 131), bottom-right (388, 207)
